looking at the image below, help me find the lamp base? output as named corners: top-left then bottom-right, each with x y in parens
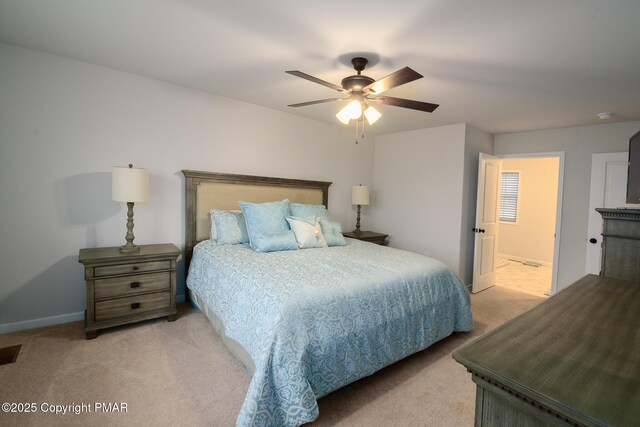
top-left (120, 202), bottom-right (140, 253)
top-left (353, 204), bottom-right (362, 234)
top-left (119, 243), bottom-right (140, 253)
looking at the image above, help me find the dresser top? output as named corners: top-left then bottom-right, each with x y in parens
top-left (78, 243), bottom-right (181, 265)
top-left (453, 274), bottom-right (640, 426)
top-left (596, 207), bottom-right (640, 220)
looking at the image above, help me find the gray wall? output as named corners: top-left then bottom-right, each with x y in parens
top-left (495, 121), bottom-right (640, 290)
top-left (0, 43), bottom-right (374, 332)
top-left (371, 123), bottom-right (467, 279)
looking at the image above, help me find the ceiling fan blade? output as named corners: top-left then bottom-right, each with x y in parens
top-left (371, 96), bottom-right (439, 113)
top-left (287, 98), bottom-right (345, 107)
top-left (286, 70), bottom-right (346, 93)
top-left (363, 67), bottom-right (423, 94)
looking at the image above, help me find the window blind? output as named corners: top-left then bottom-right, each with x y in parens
top-left (500, 172), bottom-right (519, 222)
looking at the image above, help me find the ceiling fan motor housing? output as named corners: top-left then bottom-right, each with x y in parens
top-left (341, 57), bottom-right (374, 92)
top-left (341, 75), bottom-right (375, 92)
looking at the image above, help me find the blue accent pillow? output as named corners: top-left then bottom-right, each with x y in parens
top-left (239, 199), bottom-right (298, 252)
top-left (289, 203), bottom-right (330, 220)
top-left (211, 210), bottom-right (249, 245)
top-left (250, 231), bottom-right (299, 253)
top-left (209, 210), bottom-right (218, 242)
top-left (319, 218), bottom-right (346, 246)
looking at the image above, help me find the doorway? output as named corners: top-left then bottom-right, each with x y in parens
top-left (585, 152), bottom-right (628, 275)
top-left (472, 152), bottom-right (564, 296)
top-left (495, 155), bottom-right (560, 297)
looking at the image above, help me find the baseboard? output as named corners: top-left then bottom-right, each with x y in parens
top-left (0, 311), bottom-right (85, 335)
top-left (498, 253), bottom-right (552, 267)
top-left (0, 293), bottom-right (186, 335)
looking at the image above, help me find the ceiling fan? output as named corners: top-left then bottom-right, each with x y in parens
top-left (286, 57), bottom-right (439, 125)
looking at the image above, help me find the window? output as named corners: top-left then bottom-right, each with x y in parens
top-left (500, 172), bottom-right (519, 222)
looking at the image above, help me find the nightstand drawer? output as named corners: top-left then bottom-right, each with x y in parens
top-left (94, 260), bottom-right (171, 277)
top-left (94, 272), bottom-right (170, 300)
top-left (95, 291), bottom-right (170, 322)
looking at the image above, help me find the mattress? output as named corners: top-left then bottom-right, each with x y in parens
top-left (187, 238), bottom-right (472, 427)
top-left (191, 291), bottom-right (256, 376)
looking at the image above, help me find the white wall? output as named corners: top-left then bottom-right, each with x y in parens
top-left (498, 157), bottom-right (559, 264)
top-left (371, 123), bottom-right (467, 278)
top-left (0, 43), bottom-right (374, 332)
top-left (495, 121), bottom-right (640, 290)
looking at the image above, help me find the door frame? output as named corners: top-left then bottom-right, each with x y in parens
top-left (496, 151), bottom-right (565, 296)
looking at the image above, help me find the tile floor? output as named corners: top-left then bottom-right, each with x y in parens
top-left (495, 255), bottom-right (552, 297)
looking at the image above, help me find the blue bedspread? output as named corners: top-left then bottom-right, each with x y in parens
top-left (187, 238), bottom-right (472, 426)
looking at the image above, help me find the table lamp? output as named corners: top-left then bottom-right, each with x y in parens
top-left (352, 184), bottom-right (369, 234)
top-left (112, 164), bottom-right (149, 253)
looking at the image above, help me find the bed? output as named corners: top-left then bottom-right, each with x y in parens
top-left (182, 170), bottom-right (473, 427)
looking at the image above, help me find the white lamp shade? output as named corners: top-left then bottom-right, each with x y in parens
top-left (336, 108), bottom-right (351, 125)
top-left (345, 100), bottom-right (363, 119)
top-left (364, 105), bottom-right (382, 124)
top-left (112, 165), bottom-right (149, 202)
top-left (352, 185), bottom-right (370, 205)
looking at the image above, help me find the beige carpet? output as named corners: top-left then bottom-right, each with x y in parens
top-left (0, 286), bottom-right (543, 427)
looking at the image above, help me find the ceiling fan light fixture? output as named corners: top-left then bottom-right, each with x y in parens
top-left (364, 105), bottom-right (382, 124)
top-left (287, 56), bottom-right (438, 128)
top-left (336, 108), bottom-right (351, 125)
top-left (346, 100), bottom-right (363, 120)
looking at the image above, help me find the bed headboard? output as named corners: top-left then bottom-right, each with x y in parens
top-left (182, 170), bottom-right (332, 268)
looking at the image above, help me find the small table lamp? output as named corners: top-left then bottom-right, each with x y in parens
top-left (352, 184), bottom-right (370, 234)
top-left (112, 164), bottom-right (149, 253)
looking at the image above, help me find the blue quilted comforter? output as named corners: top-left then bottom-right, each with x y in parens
top-left (187, 238), bottom-right (472, 426)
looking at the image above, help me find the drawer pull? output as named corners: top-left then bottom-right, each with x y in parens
top-left (130, 281), bottom-right (141, 289)
top-left (131, 303), bottom-right (141, 309)
top-left (132, 266), bottom-right (139, 271)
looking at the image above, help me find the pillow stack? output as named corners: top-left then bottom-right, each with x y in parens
top-left (209, 200), bottom-right (346, 252)
top-left (238, 199), bottom-right (298, 252)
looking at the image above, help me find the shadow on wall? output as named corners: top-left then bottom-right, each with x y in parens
top-left (0, 255), bottom-right (85, 325)
top-left (54, 172), bottom-right (119, 248)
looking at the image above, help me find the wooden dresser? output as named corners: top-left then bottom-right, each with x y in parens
top-left (78, 243), bottom-right (181, 339)
top-left (453, 274), bottom-right (640, 426)
top-left (596, 208), bottom-right (640, 281)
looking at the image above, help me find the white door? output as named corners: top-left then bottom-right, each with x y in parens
top-left (585, 152), bottom-right (628, 275)
top-left (472, 153), bottom-right (501, 293)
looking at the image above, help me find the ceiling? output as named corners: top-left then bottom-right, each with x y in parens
top-left (1, 0), bottom-right (639, 135)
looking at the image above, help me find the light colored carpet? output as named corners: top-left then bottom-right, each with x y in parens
top-left (0, 286), bottom-right (543, 427)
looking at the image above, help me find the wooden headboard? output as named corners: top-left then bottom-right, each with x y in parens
top-left (182, 170), bottom-right (332, 269)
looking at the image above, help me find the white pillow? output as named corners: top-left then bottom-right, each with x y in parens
top-left (285, 216), bottom-right (328, 249)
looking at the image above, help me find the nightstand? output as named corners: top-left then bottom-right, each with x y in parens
top-left (343, 231), bottom-right (388, 245)
top-left (78, 243), bottom-right (181, 339)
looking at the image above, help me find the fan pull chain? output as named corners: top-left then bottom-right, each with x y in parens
top-left (354, 115), bottom-right (367, 145)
